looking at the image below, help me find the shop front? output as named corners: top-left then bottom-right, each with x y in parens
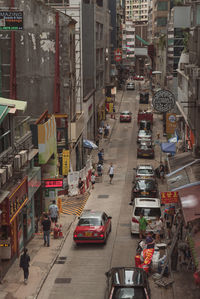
top-left (28, 167), bottom-right (42, 236)
top-left (0, 177), bottom-right (31, 261)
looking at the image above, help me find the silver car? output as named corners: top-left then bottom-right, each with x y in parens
top-left (134, 165), bottom-right (156, 180)
top-left (137, 130), bottom-right (152, 143)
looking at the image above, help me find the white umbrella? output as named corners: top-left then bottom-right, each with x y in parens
top-left (83, 139), bottom-right (98, 150)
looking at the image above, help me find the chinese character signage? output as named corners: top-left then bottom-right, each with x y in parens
top-left (166, 113), bottom-right (176, 134)
top-left (161, 191), bottom-right (179, 204)
top-left (62, 150), bottom-right (70, 175)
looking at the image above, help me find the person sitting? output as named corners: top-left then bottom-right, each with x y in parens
top-left (97, 163), bottom-right (103, 176)
top-left (145, 231), bottom-right (155, 249)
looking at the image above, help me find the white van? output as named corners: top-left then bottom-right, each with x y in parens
top-left (130, 198), bottom-right (161, 235)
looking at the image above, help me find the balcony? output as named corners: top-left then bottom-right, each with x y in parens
top-left (70, 112), bottom-right (84, 143)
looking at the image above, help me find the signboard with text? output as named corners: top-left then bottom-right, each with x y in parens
top-left (43, 179), bottom-right (63, 189)
top-left (166, 113), bottom-right (177, 134)
top-left (0, 11), bottom-right (23, 30)
top-left (161, 191), bottom-right (179, 204)
top-left (152, 89), bottom-right (175, 112)
top-left (62, 150), bottom-right (70, 176)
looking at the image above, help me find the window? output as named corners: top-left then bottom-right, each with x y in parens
top-left (157, 1), bottom-right (168, 11)
top-left (157, 17), bottom-right (167, 26)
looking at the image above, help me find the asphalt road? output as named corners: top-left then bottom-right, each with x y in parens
top-left (38, 88), bottom-right (173, 299)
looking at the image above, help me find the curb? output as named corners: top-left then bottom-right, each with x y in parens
top-left (33, 215), bottom-right (76, 299)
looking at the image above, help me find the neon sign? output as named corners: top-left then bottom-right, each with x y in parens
top-left (43, 179), bottom-right (63, 189)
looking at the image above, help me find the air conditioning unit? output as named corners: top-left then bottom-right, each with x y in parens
top-left (14, 155), bottom-right (21, 171)
top-left (6, 164), bottom-right (13, 179)
top-left (0, 168), bottom-right (7, 186)
top-left (19, 150), bottom-right (28, 166)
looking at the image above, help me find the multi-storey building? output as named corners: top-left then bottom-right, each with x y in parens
top-left (125, 0), bottom-right (149, 22)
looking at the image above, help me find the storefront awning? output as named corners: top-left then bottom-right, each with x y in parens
top-left (0, 97), bottom-right (27, 112)
top-left (0, 105), bottom-right (9, 125)
top-left (161, 142), bottom-right (176, 154)
top-left (166, 153), bottom-right (200, 191)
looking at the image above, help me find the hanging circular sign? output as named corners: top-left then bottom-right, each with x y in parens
top-left (152, 89), bottom-right (175, 112)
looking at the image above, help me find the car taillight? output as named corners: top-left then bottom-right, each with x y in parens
top-left (74, 233), bottom-right (77, 238)
top-left (100, 234), bottom-right (104, 238)
top-left (132, 217), bottom-right (139, 223)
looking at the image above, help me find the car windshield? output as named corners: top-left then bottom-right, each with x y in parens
top-left (135, 207), bottom-right (161, 217)
top-left (122, 112), bottom-right (130, 115)
top-left (78, 217), bottom-right (102, 226)
top-left (138, 169), bottom-right (153, 175)
top-left (140, 144), bottom-right (152, 150)
top-left (136, 180), bottom-right (155, 190)
top-left (112, 287), bottom-right (145, 299)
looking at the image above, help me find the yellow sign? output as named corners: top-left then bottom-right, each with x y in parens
top-left (57, 198), bottom-right (63, 214)
top-left (62, 150), bottom-right (70, 175)
top-left (166, 113), bottom-right (176, 134)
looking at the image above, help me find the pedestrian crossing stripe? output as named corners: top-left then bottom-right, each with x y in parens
top-left (61, 192), bottom-right (90, 216)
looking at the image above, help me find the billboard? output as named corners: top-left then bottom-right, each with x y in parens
top-left (38, 115), bottom-right (57, 164)
top-left (0, 11), bottom-right (23, 30)
top-left (166, 113), bottom-right (177, 134)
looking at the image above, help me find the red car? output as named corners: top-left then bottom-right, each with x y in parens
top-left (120, 111), bottom-right (132, 122)
top-left (73, 210), bottom-right (112, 244)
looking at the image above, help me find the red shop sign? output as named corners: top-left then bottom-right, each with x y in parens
top-left (43, 179), bottom-right (63, 189)
top-left (161, 191), bottom-right (179, 204)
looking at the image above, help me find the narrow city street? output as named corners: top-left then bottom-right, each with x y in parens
top-left (37, 89), bottom-right (173, 299)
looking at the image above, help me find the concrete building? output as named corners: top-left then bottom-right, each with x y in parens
top-left (125, 0), bottom-right (149, 22)
top-left (176, 2), bottom-right (200, 154)
top-left (122, 20), bottom-right (135, 70)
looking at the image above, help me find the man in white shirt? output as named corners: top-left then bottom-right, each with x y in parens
top-left (108, 163), bottom-right (114, 184)
top-left (49, 200), bottom-right (59, 223)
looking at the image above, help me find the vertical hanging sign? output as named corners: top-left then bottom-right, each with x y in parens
top-left (62, 150), bottom-right (70, 175)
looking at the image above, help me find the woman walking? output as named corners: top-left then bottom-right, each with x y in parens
top-left (19, 248), bottom-right (30, 284)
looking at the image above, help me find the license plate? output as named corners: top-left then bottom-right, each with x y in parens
top-left (141, 191), bottom-right (149, 195)
top-left (143, 154), bottom-right (149, 156)
top-left (85, 232), bottom-right (92, 237)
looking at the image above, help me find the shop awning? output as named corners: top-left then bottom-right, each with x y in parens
top-left (161, 142), bottom-right (176, 154)
top-left (166, 156), bottom-right (200, 191)
top-left (0, 97), bottom-right (27, 112)
top-left (83, 139), bottom-right (98, 150)
top-left (167, 152), bottom-right (195, 173)
top-left (0, 105), bottom-right (9, 125)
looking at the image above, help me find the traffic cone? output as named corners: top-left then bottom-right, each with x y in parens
top-left (59, 224), bottom-right (63, 238)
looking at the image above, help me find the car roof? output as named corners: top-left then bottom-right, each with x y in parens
top-left (80, 210), bottom-right (103, 218)
top-left (121, 111), bottom-right (130, 114)
top-left (135, 198), bottom-right (160, 207)
top-left (109, 267), bottom-right (146, 287)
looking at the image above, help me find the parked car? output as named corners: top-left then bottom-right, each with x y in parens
top-left (73, 210), bottom-right (112, 244)
top-left (130, 197), bottom-right (161, 235)
top-left (137, 111), bottom-right (153, 124)
top-left (126, 81), bottom-right (135, 90)
top-left (137, 141), bottom-right (154, 159)
top-left (105, 267), bottom-right (151, 299)
top-left (139, 120), bottom-right (152, 131)
top-left (120, 111), bottom-right (132, 122)
top-left (131, 179), bottom-right (158, 200)
top-left (137, 130), bottom-right (152, 143)
top-left (133, 75), bottom-right (144, 81)
top-left (134, 165), bottom-right (156, 180)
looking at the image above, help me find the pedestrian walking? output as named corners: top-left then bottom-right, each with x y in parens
top-left (97, 163), bottom-right (103, 176)
top-left (98, 126), bottom-right (103, 138)
top-left (98, 149), bottom-right (104, 164)
top-left (91, 173), bottom-right (96, 189)
top-left (159, 162), bottom-right (165, 183)
top-left (49, 200), bottom-right (59, 223)
top-left (78, 177), bottom-right (84, 194)
top-left (108, 163), bottom-right (114, 184)
top-left (19, 248), bottom-right (30, 284)
top-left (42, 214), bottom-right (51, 247)
top-left (139, 213), bottom-right (148, 239)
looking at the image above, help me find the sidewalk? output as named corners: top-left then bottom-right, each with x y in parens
top-left (0, 214), bottom-right (75, 299)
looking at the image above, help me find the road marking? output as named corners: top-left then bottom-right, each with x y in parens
top-left (61, 193), bottom-right (90, 216)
